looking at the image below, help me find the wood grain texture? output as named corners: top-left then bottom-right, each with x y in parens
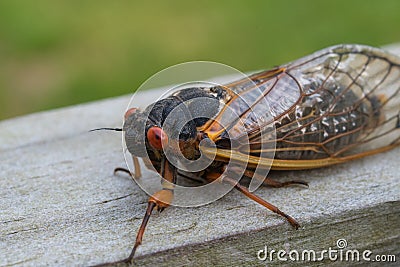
top-left (1, 45), bottom-right (399, 267)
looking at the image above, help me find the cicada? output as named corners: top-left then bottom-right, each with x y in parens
top-left (94, 44), bottom-right (400, 266)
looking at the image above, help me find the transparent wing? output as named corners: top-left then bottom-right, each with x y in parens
top-left (201, 44), bottom-right (400, 167)
top-left (275, 44), bottom-right (400, 159)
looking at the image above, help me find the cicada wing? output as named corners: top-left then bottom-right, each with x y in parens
top-left (278, 44), bottom-right (400, 159)
top-left (202, 44), bottom-right (400, 175)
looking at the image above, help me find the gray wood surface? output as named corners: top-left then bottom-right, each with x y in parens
top-left (1, 45), bottom-right (399, 267)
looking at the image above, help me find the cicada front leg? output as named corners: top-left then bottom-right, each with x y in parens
top-left (114, 155), bottom-right (142, 179)
top-left (94, 160), bottom-right (176, 267)
top-left (124, 187), bottom-right (173, 263)
top-left (129, 158), bottom-right (176, 257)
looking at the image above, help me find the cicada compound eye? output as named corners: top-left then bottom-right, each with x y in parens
top-left (147, 126), bottom-right (168, 150)
top-left (124, 107), bottom-right (138, 119)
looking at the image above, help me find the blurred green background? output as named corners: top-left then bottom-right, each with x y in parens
top-left (0, 0), bottom-right (399, 120)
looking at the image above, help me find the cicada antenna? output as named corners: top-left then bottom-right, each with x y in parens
top-left (89, 127), bottom-right (123, 132)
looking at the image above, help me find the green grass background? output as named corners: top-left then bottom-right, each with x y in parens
top-left (0, 0), bottom-right (399, 120)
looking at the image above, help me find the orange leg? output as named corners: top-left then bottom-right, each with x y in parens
top-left (126, 158), bottom-right (176, 260)
top-left (262, 177), bottom-right (308, 188)
top-left (124, 200), bottom-right (157, 263)
top-left (114, 155), bottom-right (142, 179)
top-left (92, 190), bottom-right (172, 266)
top-left (242, 169), bottom-right (308, 188)
top-left (125, 188), bottom-right (174, 264)
top-left (221, 175), bottom-right (300, 229)
top-left (94, 160), bottom-right (176, 266)
top-left (227, 165), bottom-right (308, 188)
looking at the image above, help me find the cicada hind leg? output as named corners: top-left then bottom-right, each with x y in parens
top-left (222, 176), bottom-right (300, 229)
top-left (206, 169), bottom-right (301, 229)
top-left (233, 166), bottom-right (309, 188)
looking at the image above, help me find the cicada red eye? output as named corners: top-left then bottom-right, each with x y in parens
top-left (147, 126), bottom-right (168, 150)
top-left (124, 107), bottom-right (138, 119)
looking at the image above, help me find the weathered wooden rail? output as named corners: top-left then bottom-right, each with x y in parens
top-left (1, 45), bottom-right (399, 266)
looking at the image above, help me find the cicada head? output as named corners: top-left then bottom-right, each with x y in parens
top-left (123, 96), bottom-right (201, 161)
top-left (123, 108), bottom-right (151, 157)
